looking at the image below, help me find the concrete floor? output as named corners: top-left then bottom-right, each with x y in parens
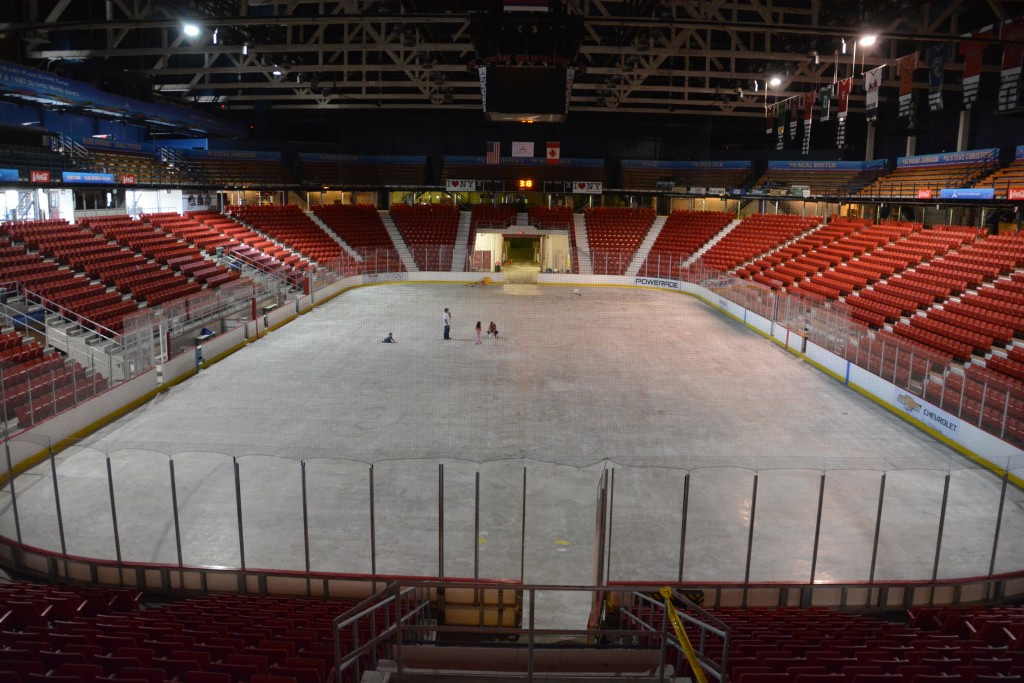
top-left (3, 282), bottom-right (1024, 629)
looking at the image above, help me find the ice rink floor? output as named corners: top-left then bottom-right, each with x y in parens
top-left (3, 282), bottom-right (1024, 628)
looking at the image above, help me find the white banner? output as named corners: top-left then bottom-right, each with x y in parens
top-left (446, 179), bottom-right (477, 192)
top-left (572, 181), bottom-right (602, 194)
top-left (511, 141), bottom-right (534, 157)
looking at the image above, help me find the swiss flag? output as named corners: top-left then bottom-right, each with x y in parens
top-left (546, 141), bottom-right (560, 164)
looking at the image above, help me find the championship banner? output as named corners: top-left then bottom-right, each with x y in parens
top-left (446, 179), bottom-right (477, 192)
top-left (775, 101), bottom-right (786, 150)
top-left (960, 27), bottom-right (993, 110)
top-left (836, 78), bottom-right (852, 147)
top-left (927, 44), bottom-right (948, 112)
top-left (864, 66), bottom-right (884, 122)
top-left (818, 84), bottom-right (832, 121)
top-left (898, 52), bottom-right (917, 118)
top-left (789, 96), bottom-right (799, 139)
top-left (997, 18), bottom-right (1024, 112)
top-left (802, 90), bottom-right (814, 155)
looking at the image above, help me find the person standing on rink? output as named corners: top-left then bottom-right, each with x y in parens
top-left (475, 321), bottom-right (482, 345)
top-left (443, 308), bottom-right (451, 340)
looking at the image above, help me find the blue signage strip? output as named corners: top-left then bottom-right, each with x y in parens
top-left (897, 148), bottom-right (999, 168)
top-left (182, 149), bottom-right (281, 161)
top-left (938, 188), bottom-right (995, 200)
top-left (0, 59), bottom-right (245, 138)
top-left (0, 168), bottom-right (20, 182)
top-left (80, 138), bottom-right (155, 153)
top-left (1017, 145), bottom-right (1024, 161)
top-left (62, 171), bottom-right (115, 184)
top-left (766, 160), bottom-right (887, 171)
top-left (621, 160), bottom-right (751, 170)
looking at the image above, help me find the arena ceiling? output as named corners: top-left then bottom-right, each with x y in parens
top-left (1, 0), bottom-right (1021, 130)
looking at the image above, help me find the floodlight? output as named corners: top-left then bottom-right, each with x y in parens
top-left (768, 76), bottom-right (781, 87)
top-left (182, 22), bottom-right (200, 38)
top-left (858, 34), bottom-right (877, 47)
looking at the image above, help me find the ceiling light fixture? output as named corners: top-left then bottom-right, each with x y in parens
top-left (182, 22), bottom-right (200, 38)
top-left (858, 34), bottom-right (877, 47)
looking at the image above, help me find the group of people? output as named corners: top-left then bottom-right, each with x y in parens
top-left (381, 309), bottom-right (498, 344)
top-left (444, 308), bottom-right (498, 344)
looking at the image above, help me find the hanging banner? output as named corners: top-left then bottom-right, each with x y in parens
top-left (927, 44), bottom-right (948, 112)
top-left (960, 27), bottom-right (993, 110)
top-left (802, 90), bottom-right (814, 155)
top-left (898, 52), bottom-right (917, 118)
top-left (765, 103), bottom-right (774, 136)
top-left (997, 18), bottom-right (1024, 112)
top-left (789, 96), bottom-right (800, 139)
top-left (818, 84), bottom-right (832, 121)
top-left (774, 101), bottom-right (786, 150)
top-left (836, 78), bottom-right (852, 147)
top-left (864, 66), bottom-right (884, 122)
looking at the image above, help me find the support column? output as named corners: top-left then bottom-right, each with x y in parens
top-left (957, 109), bottom-right (972, 151)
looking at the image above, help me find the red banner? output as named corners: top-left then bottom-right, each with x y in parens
top-left (916, 188), bottom-right (933, 199)
top-left (30, 170), bottom-right (50, 182)
top-left (122, 174), bottom-right (136, 185)
top-left (1009, 188), bottom-right (1024, 201)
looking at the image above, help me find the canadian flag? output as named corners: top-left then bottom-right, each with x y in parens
top-left (546, 141), bottom-right (560, 164)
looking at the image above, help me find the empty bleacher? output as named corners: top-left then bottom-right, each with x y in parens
top-left (82, 146), bottom-right (183, 185)
top-left (699, 213), bottom-right (823, 272)
top-left (639, 210), bottom-right (735, 278)
top-left (528, 206), bottom-right (573, 230)
top-left (979, 156), bottom-right (1024, 199)
top-left (583, 207), bottom-right (657, 275)
top-left (311, 204), bottom-right (401, 268)
top-left (299, 154), bottom-right (427, 186)
top-left (859, 153), bottom-right (998, 199)
top-left (0, 580), bottom-right (367, 683)
top-left (752, 165), bottom-right (885, 197)
top-left (227, 204), bottom-right (352, 269)
top-left (389, 204), bottom-right (460, 271)
top-left (619, 160), bottom-right (750, 193)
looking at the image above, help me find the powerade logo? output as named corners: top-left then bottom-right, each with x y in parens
top-left (635, 277), bottom-right (679, 289)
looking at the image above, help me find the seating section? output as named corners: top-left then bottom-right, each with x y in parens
top-left (0, 142), bottom-right (69, 178)
top-left (471, 204), bottom-right (516, 231)
top-left (311, 204), bottom-right (404, 273)
top-left (300, 157), bottom-right (427, 186)
top-left (620, 164), bottom-right (749, 192)
top-left (0, 580), bottom-right (375, 683)
top-left (584, 207), bottom-right (657, 275)
top-left (528, 206), bottom-right (573, 230)
top-left (183, 211), bottom-right (309, 284)
top-left (639, 210), bottom-right (735, 277)
top-left (187, 157), bottom-right (295, 187)
top-left (980, 158), bottom-right (1024, 199)
top-left (699, 214), bottom-right (823, 272)
top-left (389, 204), bottom-right (460, 271)
top-left (624, 602), bottom-right (1024, 683)
top-left (859, 162), bottom-right (995, 198)
top-left (83, 147), bottom-right (183, 185)
top-left (0, 330), bottom-right (108, 428)
top-left (0, 220), bottom-right (140, 333)
top-left (228, 205), bottom-right (356, 272)
top-left (752, 167), bottom-right (886, 198)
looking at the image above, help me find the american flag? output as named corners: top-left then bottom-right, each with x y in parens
top-left (486, 141), bottom-right (501, 164)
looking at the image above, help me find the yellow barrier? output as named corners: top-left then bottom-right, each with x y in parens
top-left (659, 586), bottom-right (709, 683)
